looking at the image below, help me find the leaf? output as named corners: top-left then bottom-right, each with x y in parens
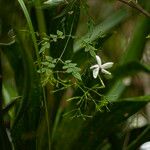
top-left (57, 30), bottom-right (63, 36)
top-left (89, 50), bottom-right (96, 58)
top-left (66, 68), bottom-right (74, 73)
top-left (57, 30), bottom-right (65, 39)
top-left (43, 37), bottom-right (49, 41)
top-left (2, 96), bottom-right (22, 115)
top-left (8, 40), bottom-right (42, 149)
top-left (41, 61), bottom-right (50, 66)
top-left (68, 63), bottom-right (77, 67)
top-left (18, 0), bottom-right (40, 62)
top-left (50, 34), bottom-right (58, 42)
top-left (48, 0), bottom-right (80, 60)
top-left (0, 125), bottom-right (12, 150)
top-left (146, 34), bottom-right (150, 38)
top-left (73, 67), bottom-right (81, 72)
top-left (106, 13), bottom-right (150, 102)
top-left (63, 62), bottom-right (77, 69)
top-left (117, 95), bottom-right (150, 102)
top-left (37, 68), bottom-right (47, 73)
top-left (107, 61), bottom-right (150, 89)
top-left (55, 101), bottom-right (147, 150)
top-left (48, 63), bottom-right (55, 68)
top-left (73, 8), bottom-right (129, 52)
top-left (72, 72), bottom-right (82, 81)
top-left (54, 3), bottom-right (150, 150)
top-left (63, 65), bottom-right (69, 69)
top-left (65, 60), bottom-right (72, 63)
top-left (113, 62), bottom-right (150, 79)
top-left (72, 8), bottom-right (129, 65)
top-left (45, 56), bottom-right (53, 61)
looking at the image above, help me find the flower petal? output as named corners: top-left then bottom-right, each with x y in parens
top-left (93, 67), bottom-right (99, 78)
top-left (140, 141), bottom-right (150, 150)
top-left (90, 64), bottom-right (99, 69)
top-left (96, 55), bottom-right (101, 66)
top-left (101, 69), bottom-right (111, 75)
top-left (101, 62), bottom-right (114, 69)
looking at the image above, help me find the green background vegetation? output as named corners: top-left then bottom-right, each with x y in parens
top-left (0, 0), bottom-right (150, 150)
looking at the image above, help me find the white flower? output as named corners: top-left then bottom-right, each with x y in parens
top-left (90, 55), bottom-right (114, 78)
top-left (140, 141), bottom-right (150, 150)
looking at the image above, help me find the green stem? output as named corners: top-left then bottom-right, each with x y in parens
top-left (35, 0), bottom-right (47, 34)
top-left (51, 107), bottom-right (62, 141)
top-left (43, 88), bottom-right (51, 150)
top-left (18, 0), bottom-right (40, 65)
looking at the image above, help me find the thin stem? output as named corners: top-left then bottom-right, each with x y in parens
top-left (84, 86), bottom-right (103, 97)
top-left (98, 75), bottom-right (105, 88)
top-left (55, 12), bottom-right (76, 65)
top-left (127, 125), bottom-right (150, 149)
top-left (122, 132), bottom-right (130, 150)
top-left (118, 0), bottom-right (150, 18)
top-left (51, 107), bottom-right (62, 141)
top-left (0, 40), bottom-right (15, 46)
top-left (43, 87), bottom-right (51, 150)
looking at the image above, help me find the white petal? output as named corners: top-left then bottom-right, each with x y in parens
top-left (140, 141), bottom-right (150, 150)
top-left (96, 55), bottom-right (102, 66)
top-left (90, 64), bottom-right (99, 69)
top-left (101, 69), bottom-right (111, 75)
top-left (93, 67), bottom-right (99, 78)
top-left (43, 0), bottom-right (52, 4)
top-left (101, 62), bottom-right (114, 69)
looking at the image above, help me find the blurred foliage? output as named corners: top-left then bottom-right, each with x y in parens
top-left (0, 0), bottom-right (150, 150)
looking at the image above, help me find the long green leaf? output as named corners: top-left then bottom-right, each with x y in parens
top-left (55, 3), bottom-right (150, 150)
top-left (107, 14), bottom-right (150, 101)
top-left (73, 8), bottom-right (129, 52)
top-left (0, 49), bottom-right (12, 150)
top-left (113, 62), bottom-right (150, 79)
top-left (117, 95), bottom-right (150, 102)
top-left (56, 101), bottom-right (147, 150)
top-left (8, 38), bottom-right (42, 149)
top-left (105, 61), bottom-right (150, 94)
top-left (18, 0), bottom-right (40, 63)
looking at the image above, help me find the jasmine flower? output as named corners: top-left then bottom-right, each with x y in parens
top-left (140, 141), bottom-right (150, 150)
top-left (90, 55), bottom-right (114, 78)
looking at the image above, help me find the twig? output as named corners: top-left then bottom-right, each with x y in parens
top-left (118, 0), bottom-right (150, 18)
top-left (0, 40), bottom-right (15, 46)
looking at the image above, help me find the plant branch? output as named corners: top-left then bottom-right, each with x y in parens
top-left (118, 0), bottom-right (150, 18)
